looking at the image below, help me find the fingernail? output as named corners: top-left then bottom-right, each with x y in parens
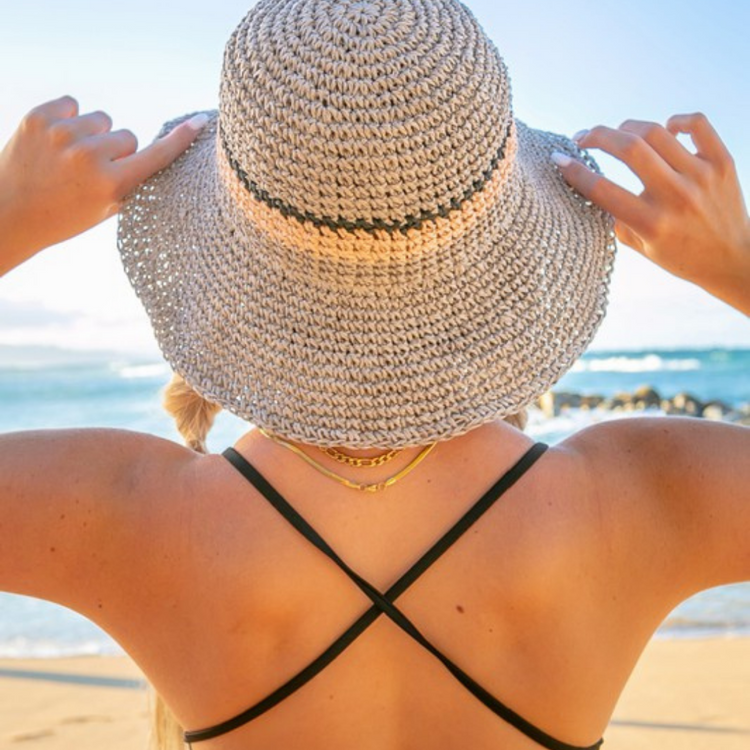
top-left (551, 151), bottom-right (573, 168)
top-left (572, 129), bottom-right (589, 144)
top-left (185, 113), bottom-right (209, 131)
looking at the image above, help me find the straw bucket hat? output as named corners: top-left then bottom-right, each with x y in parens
top-left (118, 0), bottom-right (616, 449)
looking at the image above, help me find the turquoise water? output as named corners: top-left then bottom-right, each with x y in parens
top-left (0, 346), bottom-right (748, 656)
top-left (558, 348), bottom-right (749, 406)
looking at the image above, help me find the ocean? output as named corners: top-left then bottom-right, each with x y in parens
top-left (0, 345), bottom-right (748, 657)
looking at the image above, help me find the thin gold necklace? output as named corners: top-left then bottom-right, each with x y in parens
top-left (257, 427), bottom-right (436, 493)
top-left (317, 444), bottom-right (403, 467)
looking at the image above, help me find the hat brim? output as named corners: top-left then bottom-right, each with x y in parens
top-left (118, 111), bottom-right (615, 448)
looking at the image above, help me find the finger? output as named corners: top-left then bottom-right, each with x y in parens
top-left (29, 95), bottom-right (79, 122)
top-left (618, 119), bottom-right (697, 175)
top-left (613, 220), bottom-right (645, 254)
top-left (575, 125), bottom-right (676, 196)
top-left (666, 112), bottom-right (732, 165)
top-left (57, 110), bottom-right (113, 139)
top-left (90, 129), bottom-right (139, 160)
top-left (116, 113), bottom-right (209, 195)
top-left (552, 153), bottom-right (655, 235)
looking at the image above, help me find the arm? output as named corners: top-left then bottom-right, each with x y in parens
top-left (554, 112), bottom-right (750, 315)
top-left (0, 96), bottom-right (210, 610)
top-left (0, 95), bottom-right (207, 276)
top-left (0, 428), bottom-right (200, 615)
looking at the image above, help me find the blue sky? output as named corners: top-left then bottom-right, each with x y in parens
top-left (1, 0), bottom-right (748, 354)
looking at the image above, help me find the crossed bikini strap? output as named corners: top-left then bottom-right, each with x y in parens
top-left (184, 442), bottom-right (601, 750)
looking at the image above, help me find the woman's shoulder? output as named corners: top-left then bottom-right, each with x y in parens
top-left (557, 415), bottom-right (750, 593)
top-left (558, 413), bottom-right (746, 482)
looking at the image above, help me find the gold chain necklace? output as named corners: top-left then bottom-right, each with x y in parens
top-left (317, 445), bottom-right (403, 467)
top-left (257, 427), bottom-right (436, 493)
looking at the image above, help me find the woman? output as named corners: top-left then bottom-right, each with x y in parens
top-left (1, 1), bottom-right (748, 749)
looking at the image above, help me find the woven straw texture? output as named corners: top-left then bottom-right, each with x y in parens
top-left (118, 0), bottom-right (616, 449)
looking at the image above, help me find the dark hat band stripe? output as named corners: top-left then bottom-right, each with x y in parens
top-left (219, 121), bottom-right (513, 237)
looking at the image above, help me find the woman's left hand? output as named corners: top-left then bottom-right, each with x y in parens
top-left (0, 95), bottom-right (207, 276)
top-left (553, 113), bottom-right (750, 315)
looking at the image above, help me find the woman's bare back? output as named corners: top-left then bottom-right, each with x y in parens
top-left (38, 415), bottom-right (743, 750)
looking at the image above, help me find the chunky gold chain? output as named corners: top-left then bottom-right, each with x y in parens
top-left (257, 427), bottom-right (436, 493)
top-left (317, 445), bottom-right (403, 468)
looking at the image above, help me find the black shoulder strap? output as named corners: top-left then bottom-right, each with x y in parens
top-left (185, 442), bottom-right (600, 750)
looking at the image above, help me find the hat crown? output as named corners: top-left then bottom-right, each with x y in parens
top-left (118, 0), bottom-right (615, 450)
top-left (218, 0), bottom-right (513, 228)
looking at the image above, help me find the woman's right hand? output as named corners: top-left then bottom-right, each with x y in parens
top-left (0, 95), bottom-right (207, 277)
top-left (553, 112), bottom-right (750, 316)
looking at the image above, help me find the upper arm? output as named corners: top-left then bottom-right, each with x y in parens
top-left (0, 427), bottom-right (199, 614)
top-left (563, 416), bottom-right (750, 596)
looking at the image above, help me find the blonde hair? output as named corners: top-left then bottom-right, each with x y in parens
top-left (149, 692), bottom-right (184, 750)
top-left (162, 372), bottom-right (223, 454)
top-left (151, 371), bottom-right (526, 748)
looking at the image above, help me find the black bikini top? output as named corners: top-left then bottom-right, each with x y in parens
top-left (183, 442), bottom-right (604, 750)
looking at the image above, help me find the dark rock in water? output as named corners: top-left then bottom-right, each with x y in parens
top-left (603, 392), bottom-right (635, 411)
top-left (671, 392), bottom-right (704, 416)
top-left (536, 388), bottom-right (742, 423)
top-left (661, 398), bottom-right (679, 414)
top-left (633, 385), bottom-right (662, 410)
top-left (702, 400), bottom-right (734, 421)
top-left (537, 390), bottom-right (582, 417)
top-left (557, 392), bottom-right (582, 410)
top-left (580, 394), bottom-right (605, 410)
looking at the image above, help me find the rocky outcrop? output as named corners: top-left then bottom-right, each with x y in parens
top-left (535, 386), bottom-right (749, 424)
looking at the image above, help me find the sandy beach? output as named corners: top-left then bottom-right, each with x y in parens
top-left (0, 638), bottom-right (748, 749)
